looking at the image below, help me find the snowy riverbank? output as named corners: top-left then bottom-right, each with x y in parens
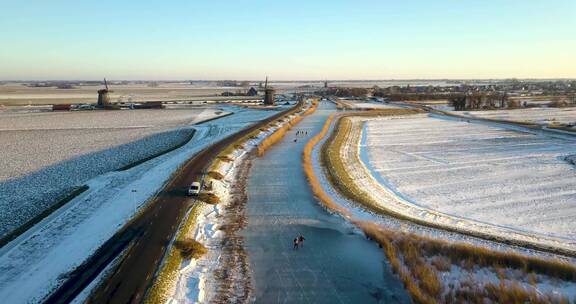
top-left (311, 111), bottom-right (576, 302)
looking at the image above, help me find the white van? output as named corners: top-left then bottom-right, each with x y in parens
top-left (188, 182), bottom-right (201, 196)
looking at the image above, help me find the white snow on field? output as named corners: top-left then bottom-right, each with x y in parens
top-left (362, 114), bottom-right (576, 243)
top-left (309, 113), bottom-right (576, 265)
top-left (338, 99), bottom-right (404, 110)
top-left (307, 111), bottom-right (576, 300)
top-left (0, 107), bottom-right (281, 304)
top-left (0, 108), bottom-right (229, 237)
top-left (455, 107), bottom-right (576, 126)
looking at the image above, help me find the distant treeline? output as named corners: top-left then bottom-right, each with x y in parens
top-left (216, 80), bottom-right (251, 87)
top-left (374, 92), bottom-right (457, 101)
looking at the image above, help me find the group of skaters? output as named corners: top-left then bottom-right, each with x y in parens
top-left (295, 130), bottom-right (308, 137)
top-left (293, 129), bottom-right (309, 143)
top-left (293, 234), bottom-right (306, 249)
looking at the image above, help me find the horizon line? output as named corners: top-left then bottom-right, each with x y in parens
top-left (2, 77), bottom-right (576, 82)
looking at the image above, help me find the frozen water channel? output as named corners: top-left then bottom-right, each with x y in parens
top-left (242, 102), bottom-right (409, 303)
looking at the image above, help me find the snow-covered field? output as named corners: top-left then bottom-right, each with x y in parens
top-left (0, 108), bottom-right (227, 237)
top-left (0, 82), bottom-right (248, 105)
top-left (361, 114), bottom-right (576, 245)
top-left (337, 99), bottom-right (404, 110)
top-left (0, 106), bottom-right (280, 303)
top-left (347, 102), bottom-right (401, 109)
top-left (310, 111), bottom-right (576, 301)
top-left (454, 107), bottom-right (576, 127)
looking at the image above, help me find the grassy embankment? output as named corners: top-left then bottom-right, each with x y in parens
top-left (303, 110), bottom-right (575, 304)
top-left (145, 203), bottom-right (206, 304)
top-left (0, 185), bottom-right (89, 248)
top-left (145, 101), bottom-right (309, 303)
top-left (302, 113), bottom-right (351, 217)
top-left (119, 112), bottom-right (234, 172)
top-left (118, 130), bottom-right (197, 171)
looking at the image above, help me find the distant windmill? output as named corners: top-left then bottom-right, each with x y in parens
top-left (263, 76), bottom-right (275, 105)
top-left (97, 78), bottom-right (113, 107)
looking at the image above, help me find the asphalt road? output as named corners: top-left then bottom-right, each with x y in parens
top-left (43, 104), bottom-right (298, 304)
top-left (242, 102), bottom-right (410, 303)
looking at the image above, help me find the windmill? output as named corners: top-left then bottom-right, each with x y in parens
top-left (263, 76), bottom-right (275, 105)
top-left (97, 78), bottom-right (113, 107)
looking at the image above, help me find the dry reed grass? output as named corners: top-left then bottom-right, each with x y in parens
top-left (431, 256), bottom-right (451, 272)
top-left (145, 204), bottom-right (205, 303)
top-left (198, 193), bottom-right (220, 205)
top-left (174, 238), bottom-right (208, 259)
top-left (301, 113), bottom-right (351, 217)
top-left (355, 213), bottom-right (575, 303)
top-left (217, 156), bottom-right (234, 162)
top-left (208, 171), bottom-right (224, 180)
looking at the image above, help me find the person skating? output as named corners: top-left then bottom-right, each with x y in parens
top-left (298, 235), bottom-right (305, 248)
top-left (293, 237), bottom-right (299, 250)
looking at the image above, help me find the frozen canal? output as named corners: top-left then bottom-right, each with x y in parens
top-left (242, 102), bottom-right (409, 303)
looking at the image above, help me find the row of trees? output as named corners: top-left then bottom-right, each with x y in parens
top-left (317, 86), bottom-right (576, 110)
top-left (450, 93), bottom-right (509, 111)
top-left (216, 80), bottom-right (251, 87)
top-left (374, 92), bottom-right (455, 101)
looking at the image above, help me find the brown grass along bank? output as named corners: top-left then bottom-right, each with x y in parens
top-left (321, 110), bottom-right (421, 217)
top-left (198, 193), bottom-right (221, 205)
top-left (357, 221), bottom-right (573, 304)
top-left (145, 204), bottom-right (206, 304)
top-left (302, 113), bottom-right (351, 217)
top-left (174, 238), bottom-right (208, 259)
top-left (207, 171), bottom-right (224, 180)
top-left (302, 110), bottom-right (575, 304)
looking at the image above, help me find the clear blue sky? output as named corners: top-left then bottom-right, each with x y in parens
top-left (0, 0), bottom-right (574, 80)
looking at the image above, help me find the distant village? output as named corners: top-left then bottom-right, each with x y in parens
top-left (318, 79), bottom-right (576, 110)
